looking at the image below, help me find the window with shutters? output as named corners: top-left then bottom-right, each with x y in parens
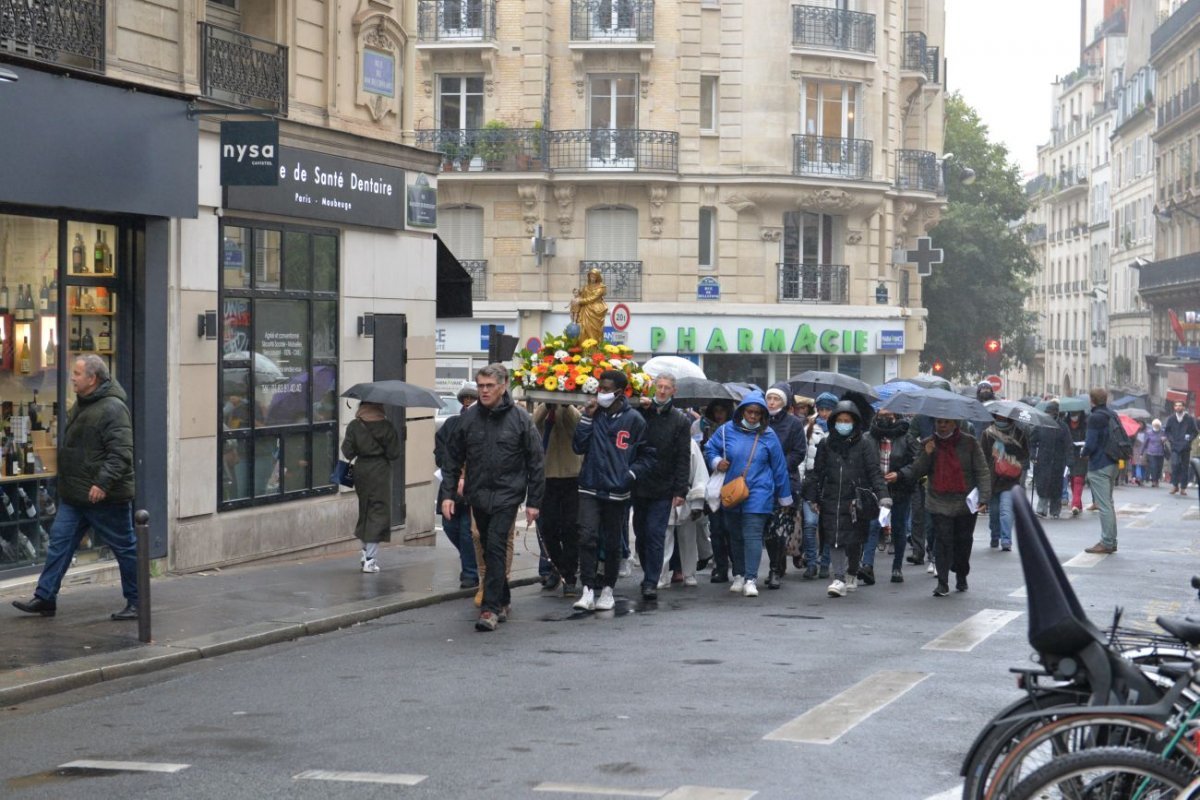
top-left (583, 207), bottom-right (640, 300)
top-left (439, 206), bottom-right (485, 300)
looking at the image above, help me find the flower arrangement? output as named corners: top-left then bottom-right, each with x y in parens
top-left (512, 334), bottom-right (652, 397)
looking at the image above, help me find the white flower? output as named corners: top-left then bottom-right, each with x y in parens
top-left (608, 358), bottom-right (623, 369)
top-left (554, 349), bottom-right (569, 361)
top-left (583, 376), bottom-right (599, 393)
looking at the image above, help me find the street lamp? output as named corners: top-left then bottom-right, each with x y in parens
top-left (1154, 201), bottom-right (1200, 223)
top-left (941, 152), bottom-right (976, 186)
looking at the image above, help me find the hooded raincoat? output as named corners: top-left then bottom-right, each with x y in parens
top-left (702, 391), bottom-right (793, 514)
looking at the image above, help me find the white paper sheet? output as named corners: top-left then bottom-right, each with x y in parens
top-left (965, 487), bottom-right (980, 514)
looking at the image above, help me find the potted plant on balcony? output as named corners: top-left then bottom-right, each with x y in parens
top-left (478, 120), bottom-right (511, 171)
top-left (516, 121), bottom-right (546, 171)
top-left (440, 137), bottom-right (462, 172)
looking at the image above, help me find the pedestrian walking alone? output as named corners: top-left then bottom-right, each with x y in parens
top-left (344, 401), bottom-right (402, 573)
top-left (440, 364), bottom-right (544, 632)
top-left (802, 400), bottom-right (889, 599)
top-left (1031, 400), bottom-right (1073, 518)
top-left (435, 382), bottom-right (479, 588)
top-left (1144, 419), bottom-right (1167, 488)
top-left (572, 370), bottom-right (654, 612)
top-left (704, 391), bottom-right (793, 597)
top-left (13, 356), bottom-right (140, 620)
top-left (910, 418), bottom-right (990, 597)
top-left (1082, 388), bottom-right (1120, 555)
top-left (1164, 401), bottom-right (1198, 496)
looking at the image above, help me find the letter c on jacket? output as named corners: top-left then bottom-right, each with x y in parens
top-left (615, 430), bottom-right (630, 450)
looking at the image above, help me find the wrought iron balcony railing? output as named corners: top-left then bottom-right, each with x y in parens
top-left (417, 0), bottom-right (497, 43)
top-left (548, 129), bottom-right (677, 172)
top-left (1026, 224), bottom-right (1047, 244)
top-left (570, 0), bottom-right (654, 43)
top-left (0, 0), bottom-right (105, 73)
top-left (902, 31), bottom-right (927, 73)
top-left (896, 149), bottom-right (940, 193)
top-left (461, 260), bottom-right (487, 301)
top-left (580, 261), bottom-right (642, 301)
top-left (1138, 253), bottom-right (1200, 293)
top-left (924, 46), bottom-right (940, 83)
top-left (792, 135), bottom-right (872, 180)
top-left (1158, 81), bottom-right (1200, 128)
top-left (415, 128), bottom-right (548, 171)
top-left (777, 263), bottom-right (850, 304)
top-left (791, 5), bottom-right (875, 55)
top-left (199, 22), bottom-right (288, 115)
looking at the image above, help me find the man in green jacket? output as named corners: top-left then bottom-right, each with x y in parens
top-left (13, 355), bottom-right (138, 620)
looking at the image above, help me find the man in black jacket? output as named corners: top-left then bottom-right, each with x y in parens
top-left (861, 410), bottom-right (919, 584)
top-left (633, 373), bottom-right (691, 600)
top-left (441, 364), bottom-right (545, 632)
top-left (13, 356), bottom-right (139, 620)
top-left (572, 370), bottom-right (654, 612)
top-left (1164, 400), bottom-right (1198, 496)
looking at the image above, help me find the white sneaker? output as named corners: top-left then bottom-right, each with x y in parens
top-left (618, 559), bottom-right (633, 578)
top-left (596, 586), bottom-right (616, 611)
top-left (657, 574), bottom-right (672, 590)
top-left (683, 575), bottom-right (698, 587)
top-left (827, 580), bottom-right (847, 597)
top-left (729, 575), bottom-right (745, 593)
top-left (926, 562), bottom-right (936, 575)
top-left (573, 587), bottom-right (595, 611)
top-left (743, 579), bottom-right (759, 597)
top-left (846, 575), bottom-right (858, 593)
top-left (362, 558), bottom-right (380, 573)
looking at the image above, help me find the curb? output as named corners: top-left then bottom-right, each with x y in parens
top-left (0, 575), bottom-right (541, 707)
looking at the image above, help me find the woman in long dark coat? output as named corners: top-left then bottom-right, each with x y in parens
top-left (802, 400), bottom-right (889, 598)
top-left (341, 401), bottom-right (401, 573)
top-left (1032, 401), bottom-right (1073, 518)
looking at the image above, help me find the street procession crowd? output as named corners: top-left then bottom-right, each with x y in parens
top-left (424, 362), bottom-right (1200, 633)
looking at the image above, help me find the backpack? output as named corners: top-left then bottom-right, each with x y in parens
top-left (1103, 411), bottom-right (1133, 464)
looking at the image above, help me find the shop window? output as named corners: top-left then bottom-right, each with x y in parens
top-left (219, 221), bottom-right (339, 509)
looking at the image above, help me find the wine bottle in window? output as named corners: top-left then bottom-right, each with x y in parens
top-left (81, 327), bottom-right (94, 351)
top-left (44, 330), bottom-right (55, 368)
top-left (21, 285), bottom-right (31, 321)
top-left (19, 336), bottom-right (31, 374)
top-left (38, 278), bottom-right (48, 314)
top-left (81, 287), bottom-right (94, 310)
top-left (0, 280), bottom-right (8, 314)
top-left (72, 233), bottom-right (87, 273)
top-left (47, 276), bottom-right (57, 315)
top-left (69, 319), bottom-right (81, 350)
top-left (94, 230), bottom-right (111, 274)
top-left (97, 321), bottom-right (111, 352)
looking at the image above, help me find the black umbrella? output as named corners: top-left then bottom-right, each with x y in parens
top-left (1036, 395), bottom-right (1089, 413)
top-left (984, 400), bottom-right (1060, 431)
top-left (788, 370), bottom-right (879, 401)
top-left (723, 382), bottom-right (761, 401)
top-left (881, 388), bottom-right (994, 423)
top-left (673, 377), bottom-right (738, 402)
top-left (341, 380), bottom-right (441, 408)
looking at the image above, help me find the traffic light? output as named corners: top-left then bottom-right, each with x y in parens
top-left (932, 359), bottom-right (945, 375)
top-left (486, 325), bottom-right (519, 364)
top-left (984, 338), bottom-right (1002, 374)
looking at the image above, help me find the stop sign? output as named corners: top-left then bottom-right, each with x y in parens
top-left (985, 374), bottom-right (1003, 393)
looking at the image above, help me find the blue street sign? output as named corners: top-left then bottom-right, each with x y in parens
top-left (879, 330), bottom-right (905, 351)
top-left (697, 277), bottom-right (720, 300)
top-left (481, 324), bottom-right (504, 350)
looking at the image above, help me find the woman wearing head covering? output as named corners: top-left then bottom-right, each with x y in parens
top-left (703, 391), bottom-right (793, 597)
top-left (762, 383), bottom-right (807, 588)
top-left (981, 412), bottom-right (1030, 551)
top-left (341, 401), bottom-right (402, 573)
top-left (1065, 410), bottom-right (1090, 514)
top-left (802, 400), bottom-right (890, 598)
top-left (1031, 400), bottom-right (1073, 519)
top-left (1144, 419), bottom-right (1167, 488)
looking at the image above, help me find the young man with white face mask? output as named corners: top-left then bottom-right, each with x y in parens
top-left (572, 370), bottom-right (655, 612)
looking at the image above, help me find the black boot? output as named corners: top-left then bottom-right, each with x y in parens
top-left (710, 566), bottom-right (729, 584)
top-left (111, 602), bottom-right (138, 621)
top-left (765, 569), bottom-right (781, 590)
top-left (857, 565), bottom-right (876, 586)
top-left (13, 596), bottom-right (56, 617)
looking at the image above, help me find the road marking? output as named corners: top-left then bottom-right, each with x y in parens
top-left (1129, 519), bottom-right (1153, 528)
top-left (293, 770), bottom-right (427, 786)
top-left (534, 783), bottom-right (667, 798)
top-left (922, 609), bottom-right (1022, 652)
top-left (922, 786), bottom-right (964, 800)
top-left (1062, 551), bottom-right (1106, 567)
top-left (1130, 600), bottom-right (1184, 633)
top-left (1117, 502), bottom-right (1159, 516)
top-left (1184, 508), bottom-right (1199, 521)
top-left (60, 760), bottom-right (190, 774)
top-left (1011, 575), bottom-right (1082, 598)
top-left (763, 670), bottom-right (929, 744)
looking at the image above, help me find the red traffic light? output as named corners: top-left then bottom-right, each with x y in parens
top-left (985, 339), bottom-right (1002, 354)
top-left (932, 360), bottom-right (945, 374)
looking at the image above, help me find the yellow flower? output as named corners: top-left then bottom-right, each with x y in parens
top-left (543, 375), bottom-right (559, 391)
top-left (581, 338), bottom-right (598, 349)
top-left (554, 364), bottom-right (569, 375)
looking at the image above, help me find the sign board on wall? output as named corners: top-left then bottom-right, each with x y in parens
top-left (878, 330), bottom-right (905, 351)
top-left (406, 173), bottom-right (437, 228)
top-left (697, 277), bottom-right (720, 300)
top-left (220, 121), bottom-right (279, 186)
top-left (362, 50), bottom-right (396, 97)
top-left (225, 146), bottom-right (405, 230)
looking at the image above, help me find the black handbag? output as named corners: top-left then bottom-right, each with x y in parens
top-left (852, 485), bottom-right (880, 522)
top-left (331, 459), bottom-right (355, 488)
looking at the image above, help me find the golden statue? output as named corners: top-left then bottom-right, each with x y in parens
top-left (569, 268), bottom-right (608, 344)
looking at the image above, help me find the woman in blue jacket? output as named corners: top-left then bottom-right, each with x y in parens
top-left (703, 391), bottom-right (793, 597)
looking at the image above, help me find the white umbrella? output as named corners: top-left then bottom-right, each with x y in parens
top-left (642, 355), bottom-right (705, 380)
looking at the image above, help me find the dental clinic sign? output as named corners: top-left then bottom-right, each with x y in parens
top-left (225, 146), bottom-right (406, 230)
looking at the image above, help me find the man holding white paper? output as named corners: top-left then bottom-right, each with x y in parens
top-left (910, 418), bottom-right (991, 597)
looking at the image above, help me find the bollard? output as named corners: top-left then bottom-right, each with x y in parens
top-left (135, 509), bottom-right (151, 644)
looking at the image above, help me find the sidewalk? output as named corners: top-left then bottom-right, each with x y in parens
top-left (0, 530), bottom-right (544, 706)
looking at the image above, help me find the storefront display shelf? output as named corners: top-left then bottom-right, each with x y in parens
top-left (0, 472), bottom-right (56, 484)
top-left (67, 309), bottom-right (116, 316)
top-left (69, 349), bottom-right (114, 355)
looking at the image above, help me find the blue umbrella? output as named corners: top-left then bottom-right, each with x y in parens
top-left (874, 381), bottom-right (922, 402)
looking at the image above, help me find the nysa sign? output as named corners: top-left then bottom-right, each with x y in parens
top-left (220, 121), bottom-right (279, 186)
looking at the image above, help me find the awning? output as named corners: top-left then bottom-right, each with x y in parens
top-left (436, 235), bottom-right (474, 319)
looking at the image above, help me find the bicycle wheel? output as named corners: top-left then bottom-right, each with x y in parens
top-left (985, 714), bottom-right (1199, 800)
top-left (1006, 746), bottom-right (1194, 800)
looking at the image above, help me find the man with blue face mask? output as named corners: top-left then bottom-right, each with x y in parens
top-left (572, 370), bottom-right (655, 612)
